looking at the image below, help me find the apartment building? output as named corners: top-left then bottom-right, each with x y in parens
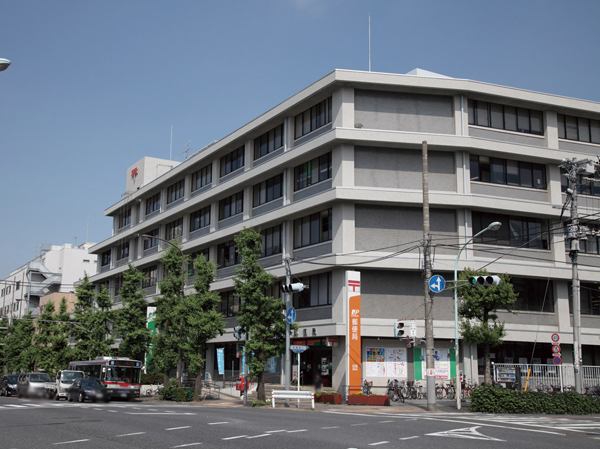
top-left (89, 68), bottom-right (600, 390)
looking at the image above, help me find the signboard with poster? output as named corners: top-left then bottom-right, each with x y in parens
top-left (386, 348), bottom-right (407, 377)
top-left (366, 347), bottom-right (386, 377)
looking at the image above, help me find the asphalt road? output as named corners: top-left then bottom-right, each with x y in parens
top-left (1, 396), bottom-right (599, 448)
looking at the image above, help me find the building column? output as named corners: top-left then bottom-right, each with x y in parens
top-left (332, 202), bottom-right (355, 255)
top-left (136, 235), bottom-right (143, 260)
top-left (184, 173), bottom-right (192, 201)
top-left (331, 144), bottom-right (354, 188)
top-left (181, 212), bottom-right (189, 244)
top-left (210, 202), bottom-right (218, 233)
top-left (244, 139), bottom-right (253, 171)
top-left (332, 87), bottom-right (355, 128)
top-left (283, 167), bottom-right (294, 205)
top-left (212, 159), bottom-right (220, 186)
top-left (544, 110), bottom-right (559, 149)
top-left (285, 116), bottom-right (294, 150)
top-left (243, 186), bottom-right (252, 220)
top-left (556, 281), bottom-right (571, 333)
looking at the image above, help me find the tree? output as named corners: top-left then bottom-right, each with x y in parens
top-left (151, 240), bottom-right (186, 386)
top-left (0, 317), bottom-right (9, 375)
top-left (53, 297), bottom-right (73, 370)
top-left (5, 312), bottom-right (36, 373)
top-left (182, 255), bottom-right (224, 401)
top-left (457, 268), bottom-right (518, 384)
top-left (33, 301), bottom-right (61, 376)
top-left (72, 273), bottom-right (95, 361)
top-left (116, 263), bottom-right (151, 363)
top-left (234, 227), bottom-right (286, 401)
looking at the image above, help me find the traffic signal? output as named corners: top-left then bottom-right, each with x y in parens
top-left (395, 321), bottom-right (404, 338)
top-left (468, 275), bottom-right (501, 287)
top-left (233, 326), bottom-right (245, 341)
top-left (281, 283), bottom-right (308, 293)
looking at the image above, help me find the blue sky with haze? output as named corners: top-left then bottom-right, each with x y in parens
top-left (1, 0), bottom-right (599, 279)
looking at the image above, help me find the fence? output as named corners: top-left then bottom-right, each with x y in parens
top-left (493, 363), bottom-right (600, 392)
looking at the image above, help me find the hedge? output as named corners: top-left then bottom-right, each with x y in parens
top-left (471, 383), bottom-right (600, 414)
top-left (159, 386), bottom-right (194, 402)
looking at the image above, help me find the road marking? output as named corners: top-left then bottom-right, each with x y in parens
top-left (53, 439), bottom-right (91, 445)
top-left (94, 408), bottom-right (103, 411)
top-left (115, 432), bottom-right (146, 437)
top-left (171, 444), bottom-right (202, 448)
top-left (265, 430), bottom-right (287, 433)
top-left (399, 436), bottom-right (419, 440)
top-left (222, 435), bottom-right (248, 440)
top-left (378, 420), bottom-right (393, 423)
top-left (351, 423), bottom-right (367, 426)
top-left (126, 412), bottom-right (196, 415)
top-left (287, 429), bottom-right (308, 433)
top-left (247, 434), bottom-right (271, 439)
top-left (369, 442), bottom-right (389, 446)
top-left (5, 404), bottom-right (26, 408)
top-left (427, 426), bottom-right (504, 441)
top-left (322, 426), bottom-right (340, 429)
top-left (208, 421), bottom-right (229, 425)
top-left (107, 410), bottom-right (117, 413)
top-left (166, 426), bottom-right (192, 431)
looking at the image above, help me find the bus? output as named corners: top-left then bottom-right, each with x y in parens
top-left (68, 357), bottom-right (142, 400)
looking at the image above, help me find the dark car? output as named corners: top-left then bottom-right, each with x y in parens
top-left (1, 375), bottom-right (19, 396)
top-left (67, 378), bottom-right (110, 403)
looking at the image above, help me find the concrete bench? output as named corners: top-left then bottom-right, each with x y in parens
top-left (271, 390), bottom-right (315, 408)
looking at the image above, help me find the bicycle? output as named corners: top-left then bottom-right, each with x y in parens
top-left (291, 372), bottom-right (303, 387)
top-left (363, 380), bottom-right (373, 395)
top-left (386, 379), bottom-right (404, 403)
top-left (145, 385), bottom-right (162, 396)
top-left (406, 380), bottom-right (418, 400)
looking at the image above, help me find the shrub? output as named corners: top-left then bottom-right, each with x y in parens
top-left (471, 383), bottom-right (600, 414)
top-left (252, 399), bottom-right (269, 407)
top-left (141, 373), bottom-right (164, 385)
top-left (159, 386), bottom-right (193, 402)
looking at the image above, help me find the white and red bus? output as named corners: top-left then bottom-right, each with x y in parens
top-left (67, 357), bottom-right (142, 400)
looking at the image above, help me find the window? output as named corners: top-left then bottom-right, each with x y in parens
top-left (294, 97), bottom-right (333, 139)
top-left (254, 124), bottom-right (284, 159)
top-left (253, 174), bottom-right (283, 207)
top-left (101, 250), bottom-right (111, 267)
top-left (569, 282), bottom-right (600, 316)
top-left (6, 286), bottom-right (11, 294)
top-left (470, 155), bottom-right (546, 189)
top-left (167, 180), bottom-right (185, 204)
top-left (143, 228), bottom-right (159, 251)
top-left (13, 302), bottom-right (18, 311)
top-left (145, 192), bottom-right (161, 215)
top-left (165, 218), bottom-right (183, 241)
top-left (261, 224), bottom-right (282, 258)
top-left (294, 152), bottom-right (332, 191)
top-left (560, 168), bottom-right (600, 197)
top-left (116, 242), bottom-right (129, 261)
top-left (472, 211), bottom-right (550, 249)
top-left (557, 114), bottom-right (600, 144)
top-left (15, 281), bottom-right (20, 291)
top-left (511, 278), bottom-right (554, 312)
top-left (293, 272), bottom-right (332, 309)
top-left (141, 265), bottom-right (157, 289)
top-left (191, 164), bottom-right (212, 191)
top-left (219, 191), bottom-right (243, 220)
top-left (219, 291), bottom-right (240, 317)
top-left (294, 208), bottom-right (332, 249)
top-left (118, 208), bottom-right (131, 229)
top-left (574, 224), bottom-right (599, 255)
top-left (187, 249), bottom-right (210, 276)
top-left (113, 273), bottom-right (124, 297)
top-left (217, 241), bottom-right (238, 267)
top-left (190, 206), bottom-right (210, 232)
top-left (220, 146), bottom-right (244, 177)
top-left (468, 100), bottom-right (543, 135)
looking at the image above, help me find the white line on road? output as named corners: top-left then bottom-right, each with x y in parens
top-left (52, 439), bottom-right (91, 445)
top-left (115, 432), bottom-right (146, 437)
top-left (287, 429), bottom-right (308, 433)
top-left (351, 423), bottom-right (367, 426)
top-left (5, 404), bottom-right (26, 408)
top-left (222, 435), bottom-right (248, 440)
top-left (399, 436), bottom-right (420, 440)
top-left (247, 434), bottom-right (271, 439)
top-left (166, 426), bottom-right (192, 431)
top-left (378, 421), bottom-right (393, 423)
top-left (208, 422), bottom-right (229, 425)
top-left (126, 412), bottom-right (196, 415)
top-left (322, 426), bottom-right (340, 429)
top-left (107, 410), bottom-right (117, 413)
top-left (170, 444), bottom-right (202, 448)
top-left (369, 442), bottom-right (389, 446)
top-left (265, 430), bottom-right (287, 433)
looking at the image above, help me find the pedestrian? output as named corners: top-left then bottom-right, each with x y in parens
top-left (314, 373), bottom-right (323, 392)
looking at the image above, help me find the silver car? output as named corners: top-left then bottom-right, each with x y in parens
top-left (17, 373), bottom-right (51, 398)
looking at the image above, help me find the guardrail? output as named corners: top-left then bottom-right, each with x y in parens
top-left (493, 363), bottom-right (600, 392)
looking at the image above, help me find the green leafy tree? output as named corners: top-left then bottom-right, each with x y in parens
top-left (234, 227), bottom-right (286, 401)
top-left (87, 285), bottom-right (115, 358)
top-left (457, 268), bottom-right (518, 384)
top-left (0, 317), bottom-right (9, 374)
top-left (72, 274), bottom-right (95, 361)
top-left (182, 255), bottom-right (224, 401)
top-left (53, 297), bottom-right (73, 370)
top-left (116, 263), bottom-right (151, 363)
top-left (5, 312), bottom-right (36, 373)
top-left (33, 301), bottom-right (61, 376)
top-left (151, 240), bottom-right (186, 386)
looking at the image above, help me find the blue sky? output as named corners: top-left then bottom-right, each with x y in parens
top-left (1, 0), bottom-right (599, 279)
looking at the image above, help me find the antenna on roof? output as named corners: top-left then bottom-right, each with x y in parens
top-left (181, 141), bottom-right (192, 160)
top-left (169, 125), bottom-right (173, 161)
top-left (368, 13), bottom-right (371, 72)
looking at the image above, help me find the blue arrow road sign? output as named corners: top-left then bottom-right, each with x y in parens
top-left (286, 307), bottom-right (296, 324)
top-left (429, 275), bottom-right (446, 293)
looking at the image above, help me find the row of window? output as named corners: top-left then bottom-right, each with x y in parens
top-left (470, 155), bottom-right (546, 189)
top-left (557, 114), bottom-right (600, 144)
top-left (253, 174), bottom-right (283, 207)
top-left (219, 192), bottom-right (243, 221)
top-left (167, 180), bottom-right (185, 205)
top-left (294, 153), bottom-right (332, 191)
top-left (192, 164), bottom-right (212, 192)
top-left (561, 170), bottom-right (600, 197)
top-left (468, 100), bottom-right (544, 135)
top-left (118, 209), bottom-right (131, 229)
top-left (570, 283), bottom-right (600, 316)
top-left (220, 146), bottom-right (244, 177)
top-left (472, 211), bottom-right (550, 249)
top-left (294, 209), bottom-right (332, 249)
top-left (254, 124), bottom-right (284, 160)
top-left (294, 97), bottom-right (332, 139)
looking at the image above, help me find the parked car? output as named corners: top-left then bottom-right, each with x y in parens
top-left (67, 378), bottom-right (110, 403)
top-left (45, 370), bottom-right (85, 400)
top-left (1, 375), bottom-right (19, 396)
top-left (17, 372), bottom-right (51, 398)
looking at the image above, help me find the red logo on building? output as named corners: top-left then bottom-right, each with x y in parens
top-left (348, 280), bottom-right (360, 292)
top-left (131, 167), bottom-right (138, 180)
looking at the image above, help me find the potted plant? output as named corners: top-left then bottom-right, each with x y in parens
top-left (347, 392), bottom-right (390, 406)
top-left (316, 390), bottom-right (342, 404)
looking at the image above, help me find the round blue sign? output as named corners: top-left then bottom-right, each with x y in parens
top-left (553, 356), bottom-right (562, 365)
top-left (286, 307), bottom-right (296, 324)
top-left (428, 275), bottom-right (446, 293)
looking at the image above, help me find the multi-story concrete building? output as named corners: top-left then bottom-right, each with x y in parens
top-left (1, 243), bottom-right (98, 320)
top-left (89, 68), bottom-right (600, 390)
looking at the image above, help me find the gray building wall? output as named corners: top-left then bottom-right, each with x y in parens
top-left (355, 205), bottom-right (458, 254)
top-left (354, 146), bottom-right (456, 191)
top-left (468, 126), bottom-right (546, 146)
top-left (354, 90), bottom-right (454, 134)
top-left (470, 182), bottom-right (549, 203)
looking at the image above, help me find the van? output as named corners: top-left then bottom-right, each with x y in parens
top-left (17, 373), bottom-right (51, 398)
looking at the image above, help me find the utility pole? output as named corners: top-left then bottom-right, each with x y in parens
top-left (284, 257), bottom-right (292, 407)
top-left (560, 157), bottom-right (599, 394)
top-left (422, 141), bottom-right (436, 411)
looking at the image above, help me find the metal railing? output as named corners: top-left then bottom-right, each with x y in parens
top-left (493, 363), bottom-right (600, 392)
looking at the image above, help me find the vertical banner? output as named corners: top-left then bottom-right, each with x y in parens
top-left (145, 306), bottom-right (157, 370)
top-left (217, 348), bottom-right (225, 375)
top-left (346, 271), bottom-right (361, 394)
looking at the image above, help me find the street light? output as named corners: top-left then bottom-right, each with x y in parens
top-left (0, 58), bottom-right (11, 72)
top-left (453, 221), bottom-right (501, 410)
top-left (141, 234), bottom-right (186, 387)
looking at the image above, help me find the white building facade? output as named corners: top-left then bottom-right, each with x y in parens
top-left (89, 69), bottom-right (600, 390)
